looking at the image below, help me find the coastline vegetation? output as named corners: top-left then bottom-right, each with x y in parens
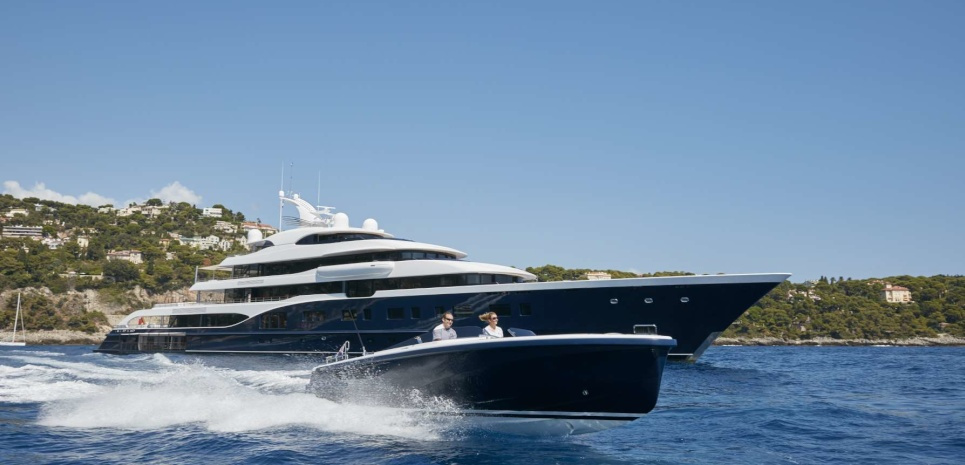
top-left (1, 194), bottom-right (962, 343)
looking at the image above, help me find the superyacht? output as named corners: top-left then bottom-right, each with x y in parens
top-left (96, 191), bottom-right (788, 361)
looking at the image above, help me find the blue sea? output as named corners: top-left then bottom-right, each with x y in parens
top-left (1, 345), bottom-right (962, 464)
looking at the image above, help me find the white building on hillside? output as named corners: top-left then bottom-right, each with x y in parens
top-left (2, 225), bottom-right (43, 239)
top-left (584, 272), bottom-right (612, 280)
top-left (107, 250), bottom-right (143, 264)
top-left (42, 237), bottom-right (64, 249)
top-left (242, 222), bottom-right (278, 236)
top-left (117, 206), bottom-right (142, 217)
top-left (881, 284), bottom-right (912, 303)
top-left (4, 208), bottom-right (29, 218)
top-left (142, 205), bottom-right (168, 217)
top-left (214, 221), bottom-right (238, 233)
top-left (180, 235), bottom-right (224, 251)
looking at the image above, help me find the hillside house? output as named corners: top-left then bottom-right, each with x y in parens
top-left (107, 250), bottom-right (143, 264)
top-left (881, 284), bottom-right (912, 303)
top-left (584, 272), bottom-right (612, 280)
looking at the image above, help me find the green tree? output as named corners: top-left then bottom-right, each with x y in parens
top-left (103, 260), bottom-right (140, 283)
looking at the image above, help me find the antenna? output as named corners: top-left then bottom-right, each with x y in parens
top-left (316, 171), bottom-right (321, 208)
top-left (279, 163), bottom-right (285, 232)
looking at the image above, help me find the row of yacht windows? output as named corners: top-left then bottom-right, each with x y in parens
top-left (260, 303), bottom-right (533, 329)
top-left (225, 273), bottom-right (522, 302)
top-left (295, 233), bottom-right (387, 245)
top-left (136, 313), bottom-right (248, 328)
top-left (149, 301), bottom-right (533, 329)
top-left (232, 250), bottom-right (458, 278)
top-left (249, 233), bottom-right (392, 253)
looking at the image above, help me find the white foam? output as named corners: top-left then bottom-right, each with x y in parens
top-left (31, 360), bottom-right (441, 439)
top-left (2, 350), bottom-right (456, 439)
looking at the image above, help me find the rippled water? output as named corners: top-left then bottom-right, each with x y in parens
top-left (1, 345), bottom-right (962, 464)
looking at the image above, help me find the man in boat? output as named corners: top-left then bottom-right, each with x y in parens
top-left (432, 312), bottom-right (457, 341)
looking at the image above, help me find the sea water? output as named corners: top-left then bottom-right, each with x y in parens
top-left (1, 345), bottom-right (962, 464)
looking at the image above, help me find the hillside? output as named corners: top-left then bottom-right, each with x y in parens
top-left (1, 195), bottom-right (963, 344)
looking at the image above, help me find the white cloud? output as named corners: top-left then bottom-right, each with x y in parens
top-left (3, 181), bottom-right (116, 207)
top-left (4, 180), bottom-right (202, 208)
top-left (151, 181), bottom-right (203, 205)
top-left (124, 181), bottom-right (203, 207)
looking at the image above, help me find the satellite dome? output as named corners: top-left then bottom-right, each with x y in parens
top-left (333, 212), bottom-right (350, 229)
top-left (247, 229), bottom-right (263, 243)
top-left (362, 218), bottom-right (379, 231)
top-left (278, 190), bottom-right (285, 197)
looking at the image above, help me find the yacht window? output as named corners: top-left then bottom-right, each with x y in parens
top-left (519, 303), bottom-right (532, 316)
top-left (411, 306), bottom-right (422, 319)
top-left (346, 280), bottom-right (375, 298)
top-left (387, 307), bottom-right (405, 320)
top-left (261, 312), bottom-right (287, 329)
top-left (248, 241), bottom-right (274, 253)
top-left (137, 334), bottom-right (186, 351)
top-left (437, 275), bottom-right (459, 287)
top-left (363, 308), bottom-right (372, 320)
top-left (239, 250), bottom-right (458, 279)
top-left (303, 311), bottom-right (326, 325)
top-left (342, 310), bottom-right (356, 321)
top-left (170, 314), bottom-right (203, 328)
top-left (205, 313), bottom-right (248, 327)
top-left (434, 306), bottom-right (445, 318)
top-left (296, 233), bottom-right (384, 245)
top-left (489, 304), bottom-right (511, 316)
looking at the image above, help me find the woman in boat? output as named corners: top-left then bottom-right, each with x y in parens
top-left (479, 311), bottom-right (503, 338)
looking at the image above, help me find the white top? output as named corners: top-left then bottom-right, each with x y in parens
top-left (483, 325), bottom-right (503, 338)
top-left (433, 327), bottom-right (457, 341)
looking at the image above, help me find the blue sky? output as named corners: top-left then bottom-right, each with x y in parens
top-left (2, 1), bottom-right (962, 282)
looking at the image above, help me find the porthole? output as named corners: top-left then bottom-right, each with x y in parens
top-left (610, 298), bottom-right (619, 305)
top-left (644, 298), bottom-right (653, 304)
top-left (680, 297), bottom-right (690, 303)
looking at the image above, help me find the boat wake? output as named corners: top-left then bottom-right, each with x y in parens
top-left (0, 349), bottom-right (452, 440)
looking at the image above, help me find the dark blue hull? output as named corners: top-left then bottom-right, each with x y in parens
top-left (95, 275), bottom-right (783, 361)
top-left (308, 334), bottom-right (674, 434)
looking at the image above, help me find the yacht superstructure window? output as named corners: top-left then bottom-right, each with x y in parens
top-left (387, 307), bottom-right (405, 319)
top-left (519, 303), bottom-right (532, 316)
top-left (248, 241), bottom-right (274, 252)
top-left (205, 313), bottom-right (248, 327)
top-left (303, 311), bottom-right (325, 325)
top-left (261, 312), bottom-right (287, 329)
top-left (164, 313), bottom-right (247, 328)
top-left (296, 233), bottom-right (384, 245)
top-left (489, 304), bottom-right (511, 316)
top-left (232, 249), bottom-right (458, 278)
top-left (219, 273), bottom-right (525, 303)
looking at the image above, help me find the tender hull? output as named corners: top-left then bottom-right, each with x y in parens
top-left (96, 273), bottom-right (787, 361)
top-left (308, 334), bottom-right (675, 435)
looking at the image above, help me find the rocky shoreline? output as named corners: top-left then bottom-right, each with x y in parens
top-left (715, 335), bottom-right (965, 347)
top-left (9, 331), bottom-right (965, 347)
